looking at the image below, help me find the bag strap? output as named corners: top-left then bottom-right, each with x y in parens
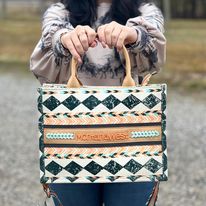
top-left (67, 45), bottom-right (136, 88)
top-left (43, 184), bottom-right (63, 206)
top-left (141, 73), bottom-right (152, 86)
top-left (147, 182), bottom-right (160, 206)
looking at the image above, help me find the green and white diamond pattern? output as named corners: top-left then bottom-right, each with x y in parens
top-left (42, 91), bottom-right (162, 113)
top-left (38, 84), bottom-right (168, 183)
top-left (44, 156), bottom-right (163, 180)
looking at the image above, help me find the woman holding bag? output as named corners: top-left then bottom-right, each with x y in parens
top-left (30, 0), bottom-right (166, 205)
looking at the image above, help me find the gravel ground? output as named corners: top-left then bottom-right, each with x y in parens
top-left (0, 72), bottom-right (206, 206)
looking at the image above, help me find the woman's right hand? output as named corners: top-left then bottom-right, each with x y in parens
top-left (61, 25), bottom-right (97, 63)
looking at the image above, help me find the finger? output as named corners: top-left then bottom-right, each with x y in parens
top-left (70, 32), bottom-right (85, 56)
top-left (116, 30), bottom-right (127, 51)
top-left (97, 26), bottom-right (107, 48)
top-left (104, 24), bottom-right (114, 48)
top-left (65, 39), bottom-right (82, 63)
top-left (76, 26), bottom-right (89, 49)
top-left (78, 32), bottom-right (89, 51)
top-left (75, 25), bottom-right (83, 33)
top-left (84, 26), bottom-right (97, 45)
top-left (90, 40), bottom-right (98, 48)
top-left (111, 26), bottom-right (122, 47)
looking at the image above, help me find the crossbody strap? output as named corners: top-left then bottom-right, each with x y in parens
top-left (43, 184), bottom-right (63, 206)
top-left (146, 182), bottom-right (160, 206)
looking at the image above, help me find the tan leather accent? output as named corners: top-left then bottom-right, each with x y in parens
top-left (122, 75), bottom-right (136, 87)
top-left (66, 75), bottom-right (82, 88)
top-left (141, 73), bottom-right (152, 86)
top-left (44, 126), bottom-right (161, 144)
top-left (67, 45), bottom-right (137, 88)
top-left (67, 57), bottom-right (82, 88)
top-left (148, 182), bottom-right (160, 206)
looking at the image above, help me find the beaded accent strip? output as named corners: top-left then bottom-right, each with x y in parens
top-left (40, 86), bottom-right (162, 95)
top-left (131, 130), bottom-right (160, 138)
top-left (46, 133), bottom-right (74, 140)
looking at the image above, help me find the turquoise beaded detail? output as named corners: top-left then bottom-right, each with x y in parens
top-left (46, 133), bottom-right (74, 140)
top-left (131, 130), bottom-right (159, 138)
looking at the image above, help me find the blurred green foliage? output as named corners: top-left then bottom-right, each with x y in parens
top-left (155, 0), bottom-right (206, 18)
top-left (0, 13), bottom-right (205, 90)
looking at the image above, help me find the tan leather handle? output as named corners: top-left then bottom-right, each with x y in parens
top-left (67, 45), bottom-right (136, 88)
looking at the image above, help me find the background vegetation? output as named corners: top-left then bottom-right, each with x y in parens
top-left (156, 0), bottom-right (206, 18)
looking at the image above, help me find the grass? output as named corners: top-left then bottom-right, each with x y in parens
top-left (144, 20), bottom-right (206, 90)
top-left (0, 12), bottom-right (41, 72)
top-left (165, 20), bottom-right (206, 73)
top-left (0, 12), bottom-right (206, 90)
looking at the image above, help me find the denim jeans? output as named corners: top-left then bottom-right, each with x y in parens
top-left (49, 182), bottom-right (159, 206)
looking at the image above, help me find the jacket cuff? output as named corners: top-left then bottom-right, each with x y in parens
top-left (52, 28), bottom-right (72, 57)
top-left (126, 26), bottom-right (149, 53)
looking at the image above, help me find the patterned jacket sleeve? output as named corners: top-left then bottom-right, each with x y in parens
top-left (30, 3), bottom-right (73, 84)
top-left (126, 3), bottom-right (166, 80)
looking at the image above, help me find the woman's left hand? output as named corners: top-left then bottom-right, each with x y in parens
top-left (97, 21), bottom-right (138, 51)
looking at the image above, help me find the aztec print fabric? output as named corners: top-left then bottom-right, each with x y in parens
top-left (38, 84), bottom-right (168, 184)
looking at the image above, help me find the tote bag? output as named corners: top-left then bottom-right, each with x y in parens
top-left (37, 46), bottom-right (168, 184)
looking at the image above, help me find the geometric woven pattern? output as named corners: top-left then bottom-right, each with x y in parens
top-left (41, 86), bottom-right (162, 94)
top-left (44, 111), bottom-right (162, 126)
top-left (62, 95), bottom-right (81, 110)
top-left (142, 94), bottom-right (160, 109)
top-left (43, 96), bottom-right (61, 111)
top-left (37, 84), bottom-right (168, 184)
top-left (144, 158), bottom-right (163, 173)
top-left (44, 145), bottom-right (163, 159)
top-left (45, 157), bottom-right (163, 177)
top-left (42, 93), bottom-right (161, 112)
top-left (124, 159), bottom-right (142, 174)
top-left (122, 94), bottom-right (141, 109)
top-left (102, 95), bottom-right (121, 110)
top-left (82, 95), bottom-right (101, 110)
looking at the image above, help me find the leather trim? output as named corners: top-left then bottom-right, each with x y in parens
top-left (44, 126), bottom-right (162, 144)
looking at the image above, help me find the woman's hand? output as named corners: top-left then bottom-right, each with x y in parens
top-left (61, 25), bottom-right (97, 63)
top-left (97, 21), bottom-right (138, 51)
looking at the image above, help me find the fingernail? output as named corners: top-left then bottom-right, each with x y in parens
top-left (93, 42), bottom-right (97, 47)
top-left (101, 42), bottom-right (106, 48)
top-left (78, 58), bottom-right (82, 63)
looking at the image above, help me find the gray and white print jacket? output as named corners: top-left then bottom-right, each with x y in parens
top-left (30, 2), bottom-right (166, 86)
